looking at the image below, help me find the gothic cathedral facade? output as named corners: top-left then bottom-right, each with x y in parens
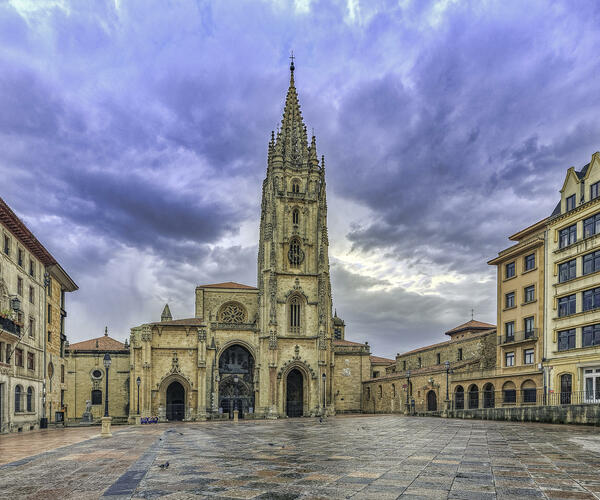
top-left (128, 63), bottom-right (371, 421)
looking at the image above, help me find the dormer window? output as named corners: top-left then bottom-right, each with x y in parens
top-left (566, 194), bottom-right (576, 212)
top-left (292, 209), bottom-right (299, 225)
top-left (592, 181), bottom-right (600, 201)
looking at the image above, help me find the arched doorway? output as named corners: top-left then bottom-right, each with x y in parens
top-left (468, 384), bottom-right (479, 409)
top-left (454, 386), bottom-right (464, 409)
top-left (483, 383), bottom-right (495, 408)
top-left (218, 345), bottom-right (255, 418)
top-left (286, 369), bottom-right (304, 417)
top-left (166, 381), bottom-right (185, 421)
top-left (426, 390), bottom-right (437, 411)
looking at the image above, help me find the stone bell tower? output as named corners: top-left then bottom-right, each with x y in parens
top-left (257, 58), bottom-right (334, 415)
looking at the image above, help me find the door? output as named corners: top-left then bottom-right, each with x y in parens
top-left (426, 390), bottom-right (437, 411)
top-left (560, 374), bottom-right (572, 404)
top-left (166, 381), bottom-right (185, 421)
top-left (286, 369), bottom-right (304, 417)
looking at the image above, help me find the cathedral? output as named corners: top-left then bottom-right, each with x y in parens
top-left (125, 61), bottom-right (376, 421)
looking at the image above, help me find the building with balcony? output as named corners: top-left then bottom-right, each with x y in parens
top-left (0, 197), bottom-right (77, 433)
top-left (485, 217), bottom-right (546, 405)
top-left (545, 152), bottom-right (600, 404)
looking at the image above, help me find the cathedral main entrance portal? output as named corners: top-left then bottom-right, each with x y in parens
top-left (218, 345), bottom-right (255, 419)
top-left (166, 381), bottom-right (185, 421)
top-left (286, 369), bottom-right (304, 417)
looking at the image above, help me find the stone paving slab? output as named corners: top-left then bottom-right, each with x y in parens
top-left (1, 416), bottom-right (600, 499)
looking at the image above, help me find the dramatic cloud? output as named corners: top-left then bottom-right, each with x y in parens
top-left (1, 0), bottom-right (599, 356)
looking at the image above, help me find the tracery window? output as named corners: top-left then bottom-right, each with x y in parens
top-left (219, 302), bottom-right (246, 323)
top-left (289, 296), bottom-right (301, 333)
top-left (292, 209), bottom-right (299, 225)
top-left (288, 238), bottom-right (304, 267)
top-left (292, 180), bottom-right (300, 193)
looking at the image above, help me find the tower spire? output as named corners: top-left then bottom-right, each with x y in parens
top-left (276, 52), bottom-right (308, 168)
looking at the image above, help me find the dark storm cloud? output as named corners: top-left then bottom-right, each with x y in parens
top-left (0, 0), bottom-right (599, 350)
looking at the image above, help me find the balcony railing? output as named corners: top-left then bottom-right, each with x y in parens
top-left (498, 328), bottom-right (537, 344)
top-left (0, 316), bottom-right (21, 336)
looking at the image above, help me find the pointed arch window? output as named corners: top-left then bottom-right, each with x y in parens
top-left (288, 238), bottom-right (304, 267)
top-left (289, 296), bottom-right (301, 334)
top-left (292, 208), bottom-right (299, 225)
top-left (291, 179), bottom-right (300, 193)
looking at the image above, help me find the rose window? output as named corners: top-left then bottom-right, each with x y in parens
top-left (220, 303), bottom-right (245, 323)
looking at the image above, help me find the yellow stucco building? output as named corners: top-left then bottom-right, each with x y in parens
top-left (545, 152), bottom-right (600, 404)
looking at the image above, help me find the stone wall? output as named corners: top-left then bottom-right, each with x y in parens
top-left (443, 404), bottom-right (600, 426)
top-left (333, 345), bottom-right (371, 413)
top-left (65, 351), bottom-right (130, 422)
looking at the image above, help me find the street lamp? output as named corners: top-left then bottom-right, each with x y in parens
top-left (103, 353), bottom-right (111, 417)
top-left (322, 372), bottom-right (327, 416)
top-left (406, 370), bottom-right (411, 409)
top-left (101, 353), bottom-right (112, 438)
top-left (136, 376), bottom-right (141, 415)
top-left (233, 375), bottom-right (239, 414)
top-left (444, 361), bottom-right (450, 402)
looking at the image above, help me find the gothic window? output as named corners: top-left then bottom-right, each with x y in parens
top-left (219, 302), bottom-right (246, 323)
top-left (289, 296), bottom-right (301, 333)
top-left (288, 238), bottom-right (304, 267)
top-left (292, 180), bottom-right (300, 193)
top-left (292, 208), bottom-right (299, 225)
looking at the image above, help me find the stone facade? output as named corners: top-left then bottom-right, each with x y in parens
top-left (65, 331), bottom-right (130, 422)
top-left (126, 63), bottom-right (367, 422)
top-left (0, 197), bottom-right (76, 433)
top-left (363, 321), bottom-right (497, 414)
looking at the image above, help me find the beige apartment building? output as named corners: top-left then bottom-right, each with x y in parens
top-left (45, 265), bottom-right (78, 424)
top-left (0, 197), bottom-right (76, 433)
top-left (545, 152), bottom-right (600, 404)
top-left (486, 218), bottom-right (546, 403)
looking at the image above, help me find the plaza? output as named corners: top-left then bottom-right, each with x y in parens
top-left (1, 415), bottom-right (600, 499)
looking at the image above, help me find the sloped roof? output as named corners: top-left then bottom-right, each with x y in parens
top-left (0, 197), bottom-right (56, 266)
top-left (197, 282), bottom-right (258, 290)
top-left (333, 339), bottom-right (366, 347)
top-left (370, 355), bottom-right (395, 365)
top-left (445, 319), bottom-right (495, 336)
top-left (69, 335), bottom-right (127, 352)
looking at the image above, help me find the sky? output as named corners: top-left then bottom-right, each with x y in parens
top-left (1, 0), bottom-right (600, 357)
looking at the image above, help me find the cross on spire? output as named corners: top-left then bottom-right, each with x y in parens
top-left (289, 50), bottom-right (295, 72)
top-left (471, 308), bottom-right (474, 320)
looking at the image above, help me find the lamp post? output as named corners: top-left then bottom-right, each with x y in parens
top-left (322, 372), bottom-right (326, 417)
top-left (136, 376), bottom-right (141, 414)
top-left (405, 370), bottom-right (411, 413)
top-left (233, 375), bottom-right (239, 421)
top-left (101, 353), bottom-right (112, 437)
top-left (444, 361), bottom-right (450, 402)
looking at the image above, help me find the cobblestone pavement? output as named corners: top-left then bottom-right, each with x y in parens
top-left (1, 416), bottom-right (600, 499)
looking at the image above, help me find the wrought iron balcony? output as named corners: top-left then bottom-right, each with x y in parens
top-left (0, 316), bottom-right (21, 336)
top-left (498, 328), bottom-right (538, 345)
